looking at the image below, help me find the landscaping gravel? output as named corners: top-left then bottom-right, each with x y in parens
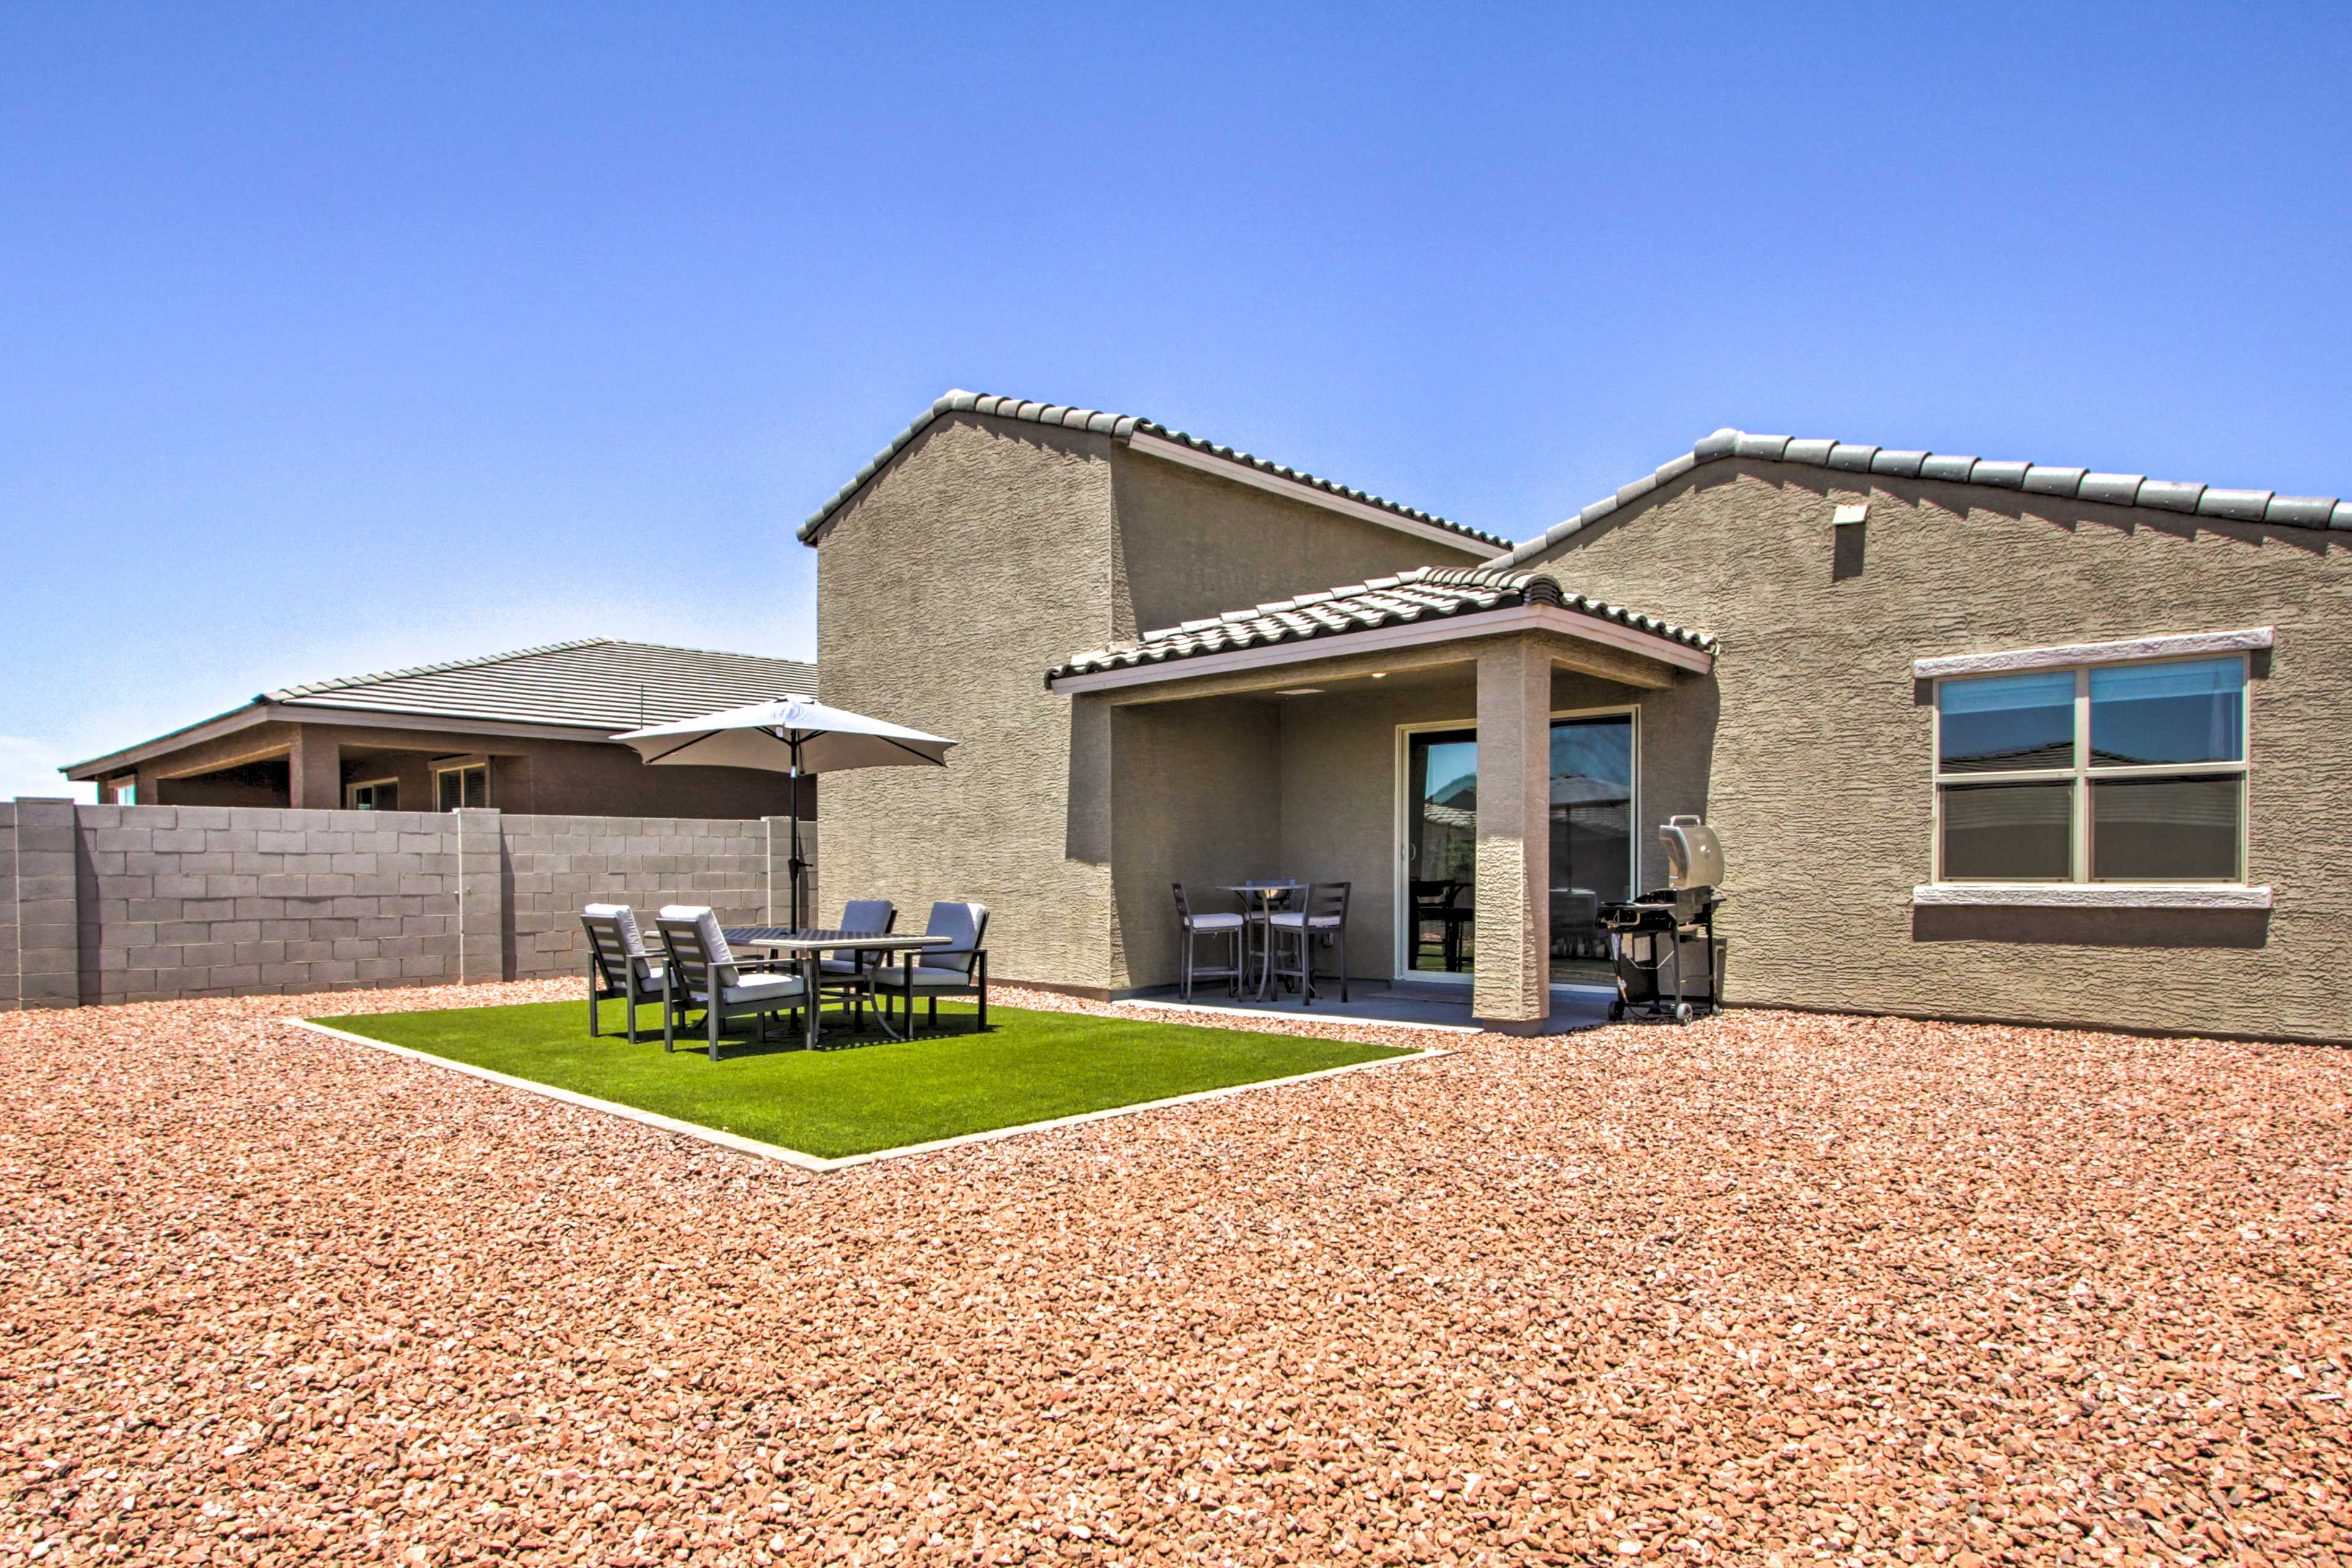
top-left (2, 979), bottom-right (2348, 1566)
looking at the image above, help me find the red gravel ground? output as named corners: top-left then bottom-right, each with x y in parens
top-left (3, 980), bottom-right (2348, 1567)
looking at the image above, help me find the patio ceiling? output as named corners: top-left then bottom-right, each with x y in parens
top-left (1045, 567), bottom-right (1714, 703)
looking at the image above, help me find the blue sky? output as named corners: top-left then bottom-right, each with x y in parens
top-left (4, 1), bottom-right (2347, 797)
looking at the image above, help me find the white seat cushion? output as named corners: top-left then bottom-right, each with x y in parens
top-left (695, 971), bottom-right (805, 1007)
top-left (658, 905), bottom-right (734, 968)
top-left (871, 964), bottom-right (976, 992)
top-left (1268, 912), bottom-right (1343, 929)
top-left (1185, 912), bottom-right (1245, 930)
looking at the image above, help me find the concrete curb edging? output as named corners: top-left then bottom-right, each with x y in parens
top-left (284, 1018), bottom-right (1446, 1173)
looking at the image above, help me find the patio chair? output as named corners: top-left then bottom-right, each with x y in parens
top-left (1263, 881), bottom-right (1351, 1005)
top-left (1172, 883), bottom-right (1245, 1000)
top-left (1411, 879), bottom-right (1472, 973)
top-left (653, 905), bottom-right (807, 1061)
top-left (872, 901), bottom-right (990, 1035)
top-left (816, 899), bottom-right (896, 1028)
top-left (582, 903), bottom-right (666, 1041)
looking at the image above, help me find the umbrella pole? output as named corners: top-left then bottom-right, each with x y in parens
top-left (788, 744), bottom-right (807, 930)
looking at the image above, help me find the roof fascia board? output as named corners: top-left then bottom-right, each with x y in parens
top-left (1047, 602), bottom-right (1710, 696)
top-left (266, 703), bottom-right (638, 742)
top-left (67, 704), bottom-right (644, 777)
top-left (63, 704), bottom-right (272, 780)
top-left (1912, 626), bottom-right (2273, 680)
top-left (1123, 431), bottom-right (1493, 556)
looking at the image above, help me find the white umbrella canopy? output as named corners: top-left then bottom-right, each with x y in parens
top-left (613, 697), bottom-right (955, 772)
top-left (612, 698), bottom-right (957, 929)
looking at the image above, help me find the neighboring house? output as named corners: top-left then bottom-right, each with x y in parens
top-left (64, 638), bottom-right (819, 820)
top-left (809, 390), bottom-right (2352, 1043)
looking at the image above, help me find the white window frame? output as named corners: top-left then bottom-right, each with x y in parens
top-left (344, 777), bottom-right (400, 811)
top-left (434, 759), bottom-right (491, 812)
top-left (1929, 652), bottom-right (2250, 888)
top-left (1390, 703), bottom-right (1642, 986)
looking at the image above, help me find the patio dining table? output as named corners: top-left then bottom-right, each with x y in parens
top-left (723, 927), bottom-right (954, 1051)
top-left (1219, 881), bottom-right (1302, 993)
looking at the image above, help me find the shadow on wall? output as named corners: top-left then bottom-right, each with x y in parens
top-left (1911, 906), bottom-right (2271, 949)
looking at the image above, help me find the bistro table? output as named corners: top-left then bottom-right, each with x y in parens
top-left (1218, 882), bottom-right (1302, 997)
top-left (723, 927), bottom-right (954, 1050)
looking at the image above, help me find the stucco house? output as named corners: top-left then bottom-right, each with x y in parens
top-left (810, 391), bottom-right (2351, 1044)
top-left (64, 638), bottom-right (819, 821)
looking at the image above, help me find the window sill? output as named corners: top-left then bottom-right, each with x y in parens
top-left (1911, 883), bottom-right (2273, 911)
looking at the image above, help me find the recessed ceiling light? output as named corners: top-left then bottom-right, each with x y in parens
top-left (1275, 687), bottom-right (1325, 697)
top-left (1370, 671), bottom-right (1389, 679)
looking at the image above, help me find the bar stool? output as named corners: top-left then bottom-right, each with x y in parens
top-left (1262, 881), bottom-right (1351, 1005)
top-left (1172, 883), bottom-right (1245, 999)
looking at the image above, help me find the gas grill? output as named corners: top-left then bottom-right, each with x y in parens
top-left (1599, 815), bottom-right (1724, 1024)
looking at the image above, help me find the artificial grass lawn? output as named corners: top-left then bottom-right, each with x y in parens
top-left (309, 998), bottom-right (1419, 1159)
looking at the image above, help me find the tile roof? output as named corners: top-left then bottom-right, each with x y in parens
top-left (267, 638), bottom-right (818, 732)
top-left (1049, 566), bottom-right (1713, 682)
top-left (1488, 428), bottom-right (2352, 568)
top-left (799, 390), bottom-right (1511, 551)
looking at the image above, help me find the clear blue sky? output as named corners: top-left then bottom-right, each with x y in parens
top-left (5, 1), bottom-right (2347, 797)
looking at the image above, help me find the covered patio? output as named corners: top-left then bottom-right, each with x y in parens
top-left (1047, 567), bottom-right (1718, 1033)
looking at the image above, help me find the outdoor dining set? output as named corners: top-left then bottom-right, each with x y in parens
top-left (579, 898), bottom-right (989, 1060)
top-left (1170, 880), bottom-right (1352, 1006)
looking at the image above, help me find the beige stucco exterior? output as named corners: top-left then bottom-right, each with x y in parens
top-left (1512, 459), bottom-right (2352, 1042)
top-left (812, 406), bottom-right (2349, 1042)
top-left (812, 412), bottom-right (1491, 992)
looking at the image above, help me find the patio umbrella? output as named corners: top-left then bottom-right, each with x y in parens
top-left (613, 697), bottom-right (956, 929)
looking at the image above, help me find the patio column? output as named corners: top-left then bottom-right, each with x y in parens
top-left (288, 728), bottom-right (340, 811)
top-left (1472, 636), bottom-right (1551, 1031)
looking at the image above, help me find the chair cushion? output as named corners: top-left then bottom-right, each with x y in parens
top-left (1268, 912), bottom-right (1343, 929)
top-left (837, 899), bottom-right (894, 937)
top-left (872, 964), bottom-right (977, 992)
top-left (696, 971), bottom-right (805, 1006)
top-left (816, 956), bottom-right (866, 976)
top-left (1185, 912), bottom-right (1245, 931)
top-left (584, 902), bottom-right (652, 957)
top-left (659, 905), bottom-right (734, 968)
top-left (919, 901), bottom-right (989, 968)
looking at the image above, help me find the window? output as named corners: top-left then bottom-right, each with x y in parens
top-left (1934, 655), bottom-right (2247, 883)
top-left (435, 764), bottom-right (489, 811)
top-left (345, 778), bottom-right (398, 810)
top-left (108, 777), bottom-right (138, 805)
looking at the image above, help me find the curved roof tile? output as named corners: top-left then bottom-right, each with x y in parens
top-left (1490, 428), bottom-right (2350, 568)
top-left (799, 390), bottom-right (1510, 551)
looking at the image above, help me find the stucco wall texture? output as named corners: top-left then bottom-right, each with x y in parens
top-left (814, 414), bottom-right (1483, 992)
top-left (1519, 460), bottom-right (2352, 1043)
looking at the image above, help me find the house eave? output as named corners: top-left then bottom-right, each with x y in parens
top-left (1045, 601), bottom-right (1713, 696)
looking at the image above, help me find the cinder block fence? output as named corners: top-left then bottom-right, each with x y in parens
top-left (0, 799), bottom-right (817, 1009)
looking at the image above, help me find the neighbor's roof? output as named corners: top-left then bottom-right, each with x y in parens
top-left (799, 389), bottom-right (1511, 552)
top-left (1049, 566), bottom-right (1713, 682)
top-left (1488, 427), bottom-right (2352, 568)
top-left (266, 638), bottom-right (818, 730)
top-left (64, 638), bottom-right (818, 778)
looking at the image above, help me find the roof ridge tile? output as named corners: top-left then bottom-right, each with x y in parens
top-left (1488, 429), bottom-right (2349, 567)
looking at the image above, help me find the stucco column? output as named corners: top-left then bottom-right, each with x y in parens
top-left (1472, 637), bottom-right (1551, 1031)
top-left (288, 728), bottom-right (341, 810)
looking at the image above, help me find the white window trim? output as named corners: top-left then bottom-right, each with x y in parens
top-left (434, 759), bottom-right (491, 810)
top-left (1926, 651), bottom-right (2255, 895)
top-left (1913, 625), bottom-right (2271, 680)
top-left (1912, 883), bottom-right (2272, 910)
top-left (1390, 704), bottom-right (1641, 987)
top-left (344, 776), bottom-right (400, 810)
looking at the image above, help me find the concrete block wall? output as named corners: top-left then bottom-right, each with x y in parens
top-left (2, 800), bottom-right (819, 1008)
top-left (501, 815), bottom-right (815, 982)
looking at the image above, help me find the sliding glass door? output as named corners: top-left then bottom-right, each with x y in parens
top-left (1400, 714), bottom-right (1637, 984)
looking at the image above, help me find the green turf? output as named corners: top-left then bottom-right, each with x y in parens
top-left (308, 998), bottom-right (1418, 1159)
